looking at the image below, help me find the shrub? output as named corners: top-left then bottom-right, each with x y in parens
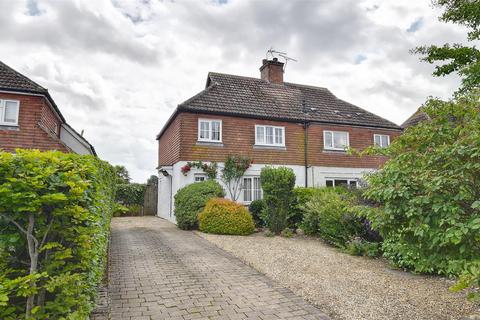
top-left (300, 188), bottom-right (363, 248)
top-left (260, 167), bottom-right (296, 234)
top-left (345, 238), bottom-right (381, 257)
top-left (362, 94), bottom-right (480, 283)
top-left (116, 183), bottom-right (146, 206)
top-left (290, 188), bottom-right (324, 229)
top-left (248, 199), bottom-right (266, 228)
top-left (174, 180), bottom-right (225, 230)
top-left (198, 198), bottom-right (255, 235)
top-left (0, 150), bottom-right (116, 319)
top-left (280, 228), bottom-right (294, 238)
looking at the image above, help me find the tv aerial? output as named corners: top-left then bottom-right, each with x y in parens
top-left (266, 47), bottom-right (297, 71)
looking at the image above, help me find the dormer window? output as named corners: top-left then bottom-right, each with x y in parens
top-left (0, 100), bottom-right (19, 126)
top-left (374, 134), bottom-right (390, 148)
top-left (324, 130), bottom-right (349, 151)
top-left (198, 119), bottom-right (222, 142)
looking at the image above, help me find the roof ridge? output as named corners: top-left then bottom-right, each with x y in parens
top-left (0, 60), bottom-right (46, 92)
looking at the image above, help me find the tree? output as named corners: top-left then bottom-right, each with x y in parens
top-left (361, 92), bottom-right (480, 299)
top-left (114, 165), bottom-right (131, 184)
top-left (220, 155), bottom-right (251, 201)
top-left (413, 0), bottom-right (480, 92)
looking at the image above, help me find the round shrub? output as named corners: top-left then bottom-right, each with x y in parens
top-left (248, 199), bottom-right (265, 227)
top-left (199, 198), bottom-right (255, 235)
top-left (174, 180), bottom-right (225, 230)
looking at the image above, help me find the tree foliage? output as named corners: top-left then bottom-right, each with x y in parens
top-left (113, 165), bottom-right (130, 184)
top-left (0, 150), bottom-right (116, 319)
top-left (413, 0), bottom-right (480, 92)
top-left (362, 93), bottom-right (480, 289)
top-left (221, 155), bottom-right (251, 201)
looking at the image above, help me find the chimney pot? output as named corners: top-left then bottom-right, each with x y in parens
top-left (259, 58), bottom-right (284, 84)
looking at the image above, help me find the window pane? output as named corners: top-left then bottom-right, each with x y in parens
top-left (381, 135), bottom-right (389, 147)
top-left (4, 101), bottom-right (18, 123)
top-left (211, 121), bottom-right (220, 141)
top-left (324, 132), bottom-right (333, 148)
top-left (335, 179), bottom-right (348, 187)
top-left (274, 128), bottom-right (283, 145)
top-left (349, 180), bottom-right (358, 188)
top-left (333, 132), bottom-right (348, 149)
top-left (266, 127), bottom-right (274, 144)
top-left (326, 180), bottom-right (334, 187)
top-left (253, 177), bottom-right (261, 200)
top-left (243, 178), bottom-right (252, 202)
top-left (256, 126), bottom-right (265, 144)
top-left (374, 135), bottom-right (381, 146)
top-left (200, 121), bottom-right (209, 139)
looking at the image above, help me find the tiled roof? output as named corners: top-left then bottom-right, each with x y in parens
top-left (0, 61), bottom-right (47, 94)
top-left (401, 107), bottom-right (429, 128)
top-left (177, 72), bottom-right (401, 130)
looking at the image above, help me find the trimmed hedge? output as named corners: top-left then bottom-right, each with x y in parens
top-left (174, 180), bottom-right (225, 230)
top-left (248, 199), bottom-right (265, 228)
top-left (0, 150), bottom-right (116, 319)
top-left (116, 183), bottom-right (146, 206)
top-left (260, 167), bottom-right (296, 234)
top-left (199, 198), bottom-right (255, 235)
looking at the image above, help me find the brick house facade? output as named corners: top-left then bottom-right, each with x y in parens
top-left (157, 58), bottom-right (402, 222)
top-left (0, 61), bottom-right (95, 155)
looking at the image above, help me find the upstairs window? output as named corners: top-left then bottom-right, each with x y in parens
top-left (242, 176), bottom-right (262, 203)
top-left (374, 134), bottom-right (390, 148)
top-left (0, 100), bottom-right (19, 126)
top-left (324, 130), bottom-right (349, 151)
top-left (255, 125), bottom-right (285, 147)
top-left (198, 119), bottom-right (222, 142)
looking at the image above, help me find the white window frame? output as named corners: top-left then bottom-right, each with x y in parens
top-left (323, 130), bottom-right (349, 151)
top-left (325, 178), bottom-right (358, 188)
top-left (0, 100), bottom-right (20, 126)
top-left (374, 134), bottom-right (390, 148)
top-left (197, 118), bottom-right (222, 143)
top-left (255, 125), bottom-right (285, 147)
top-left (242, 176), bottom-right (262, 203)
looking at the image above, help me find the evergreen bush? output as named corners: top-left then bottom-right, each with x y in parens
top-left (198, 198), bottom-right (255, 235)
top-left (174, 180), bottom-right (225, 230)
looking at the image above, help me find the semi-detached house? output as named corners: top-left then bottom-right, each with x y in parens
top-left (0, 61), bottom-right (95, 155)
top-left (156, 58), bottom-right (402, 223)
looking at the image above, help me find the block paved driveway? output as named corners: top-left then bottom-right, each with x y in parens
top-left (108, 217), bottom-right (330, 320)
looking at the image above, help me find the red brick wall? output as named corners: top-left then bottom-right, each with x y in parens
top-left (0, 92), bottom-right (69, 153)
top-left (157, 111), bottom-right (401, 168)
top-left (158, 114), bottom-right (181, 166)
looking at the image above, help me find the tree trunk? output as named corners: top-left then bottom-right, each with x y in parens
top-left (25, 213), bottom-right (38, 319)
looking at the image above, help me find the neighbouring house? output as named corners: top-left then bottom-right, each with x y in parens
top-left (0, 61), bottom-right (95, 155)
top-left (156, 58), bottom-right (402, 222)
top-left (401, 107), bottom-right (430, 128)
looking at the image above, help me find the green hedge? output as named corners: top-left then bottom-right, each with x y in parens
top-left (116, 183), bottom-right (146, 206)
top-left (0, 150), bottom-right (116, 319)
top-left (199, 198), bottom-right (255, 235)
top-left (260, 167), bottom-right (296, 234)
top-left (248, 199), bottom-right (266, 228)
top-left (174, 180), bottom-right (225, 230)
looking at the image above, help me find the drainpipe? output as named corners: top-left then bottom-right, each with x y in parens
top-left (303, 121), bottom-right (309, 187)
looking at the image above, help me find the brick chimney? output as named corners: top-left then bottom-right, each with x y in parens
top-left (260, 58), bottom-right (284, 84)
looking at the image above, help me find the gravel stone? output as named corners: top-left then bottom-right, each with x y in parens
top-left (198, 232), bottom-right (479, 320)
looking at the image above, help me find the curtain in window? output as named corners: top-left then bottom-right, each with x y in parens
top-left (200, 121), bottom-right (210, 139)
top-left (243, 178), bottom-right (252, 202)
top-left (211, 121), bottom-right (220, 141)
top-left (333, 132), bottom-right (348, 148)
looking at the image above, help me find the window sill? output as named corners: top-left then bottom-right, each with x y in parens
top-left (323, 149), bottom-right (348, 153)
top-left (253, 144), bottom-right (286, 151)
top-left (196, 141), bottom-right (224, 147)
top-left (0, 124), bottom-right (19, 131)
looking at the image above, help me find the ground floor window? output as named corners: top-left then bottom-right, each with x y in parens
top-left (242, 176), bottom-right (262, 202)
top-left (194, 174), bottom-right (207, 182)
top-left (326, 178), bottom-right (357, 188)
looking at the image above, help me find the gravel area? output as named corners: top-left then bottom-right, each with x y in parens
top-left (197, 232), bottom-right (479, 320)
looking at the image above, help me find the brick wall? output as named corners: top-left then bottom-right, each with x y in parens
top-left (158, 114), bottom-right (181, 166)
top-left (157, 111), bottom-right (401, 168)
top-left (0, 92), bottom-right (69, 153)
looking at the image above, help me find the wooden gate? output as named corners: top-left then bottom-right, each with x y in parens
top-left (143, 180), bottom-right (158, 216)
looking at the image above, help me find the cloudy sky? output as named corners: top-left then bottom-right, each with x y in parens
top-left (0, 0), bottom-right (467, 182)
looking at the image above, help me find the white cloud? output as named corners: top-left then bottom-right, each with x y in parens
top-left (0, 0), bottom-right (467, 181)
